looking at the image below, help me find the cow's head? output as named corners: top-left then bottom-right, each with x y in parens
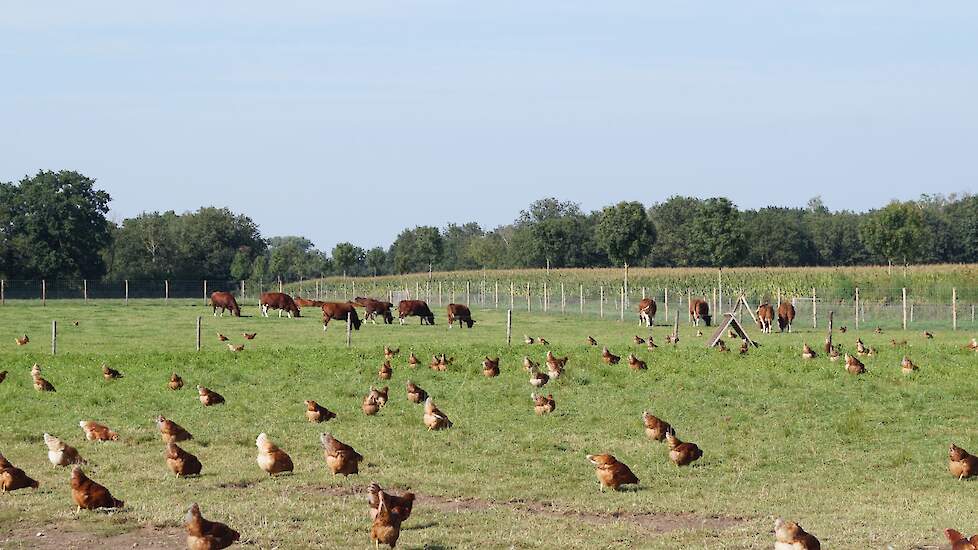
top-left (464, 318), bottom-right (475, 328)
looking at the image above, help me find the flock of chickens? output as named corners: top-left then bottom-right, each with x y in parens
top-left (4, 323), bottom-right (978, 549)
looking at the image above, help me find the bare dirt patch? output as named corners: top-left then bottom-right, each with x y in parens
top-left (306, 484), bottom-right (744, 533)
top-left (0, 524), bottom-right (184, 550)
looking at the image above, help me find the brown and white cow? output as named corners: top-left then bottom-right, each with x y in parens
top-left (756, 302), bottom-right (775, 333)
top-left (447, 304), bottom-right (475, 328)
top-left (321, 301), bottom-right (362, 332)
top-left (398, 300), bottom-right (435, 325)
top-left (210, 291), bottom-right (241, 317)
top-left (354, 297), bottom-right (394, 325)
top-left (637, 298), bottom-right (657, 327)
top-left (689, 298), bottom-right (711, 326)
top-left (259, 292), bottom-right (301, 318)
top-left (295, 296), bottom-right (325, 308)
top-left (778, 302), bottom-right (796, 333)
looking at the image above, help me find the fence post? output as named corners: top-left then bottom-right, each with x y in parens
top-left (642, 287), bottom-right (646, 299)
top-left (506, 308), bottom-right (512, 345)
top-left (51, 320), bottom-right (57, 355)
top-left (623, 263), bottom-right (629, 309)
top-left (686, 288), bottom-right (691, 324)
top-left (240, 280), bottom-right (245, 301)
top-left (619, 286), bottom-right (625, 322)
top-left (812, 287), bottom-right (816, 328)
top-left (902, 288), bottom-right (907, 330)
top-left (495, 281), bottom-right (499, 309)
top-left (717, 269), bottom-right (722, 315)
top-left (711, 288), bottom-right (717, 317)
top-left (439, 281), bottom-right (443, 305)
top-left (165, 280), bottom-right (169, 303)
top-left (42, 279), bottom-right (46, 306)
top-left (203, 280), bottom-right (208, 305)
top-left (346, 312), bottom-right (352, 347)
top-left (195, 316), bottom-right (201, 351)
top-left (580, 283), bottom-right (584, 314)
top-left (854, 287), bottom-right (859, 331)
top-left (278, 277), bottom-right (283, 293)
top-left (777, 288), bottom-right (782, 307)
top-left (451, 281), bottom-right (456, 304)
top-left (826, 311), bottom-right (833, 353)
top-left (561, 282), bottom-right (566, 313)
top-left (600, 286), bottom-right (604, 318)
top-left (953, 287), bottom-right (958, 330)
top-left (543, 280), bottom-right (548, 312)
top-left (911, 303), bottom-right (915, 323)
top-left (0, 279), bottom-right (4, 305)
top-left (466, 280), bottom-right (470, 306)
top-left (83, 279), bottom-right (88, 302)
top-left (125, 279), bottom-right (129, 306)
top-left (526, 282), bottom-right (531, 312)
top-left (664, 288), bottom-right (668, 318)
top-left (510, 281), bottom-right (515, 309)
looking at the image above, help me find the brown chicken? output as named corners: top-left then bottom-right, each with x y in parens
top-left (828, 346), bottom-right (840, 362)
top-left (601, 347), bottom-right (620, 365)
top-left (586, 454), bottom-right (639, 491)
top-left (367, 386), bottom-right (388, 407)
top-left (362, 393), bottom-right (381, 416)
top-left (423, 397), bottom-right (452, 430)
top-left (370, 492), bottom-right (403, 548)
top-left (102, 364), bottom-right (123, 380)
top-left (169, 373), bottom-right (184, 390)
top-left (482, 357), bottom-right (500, 377)
top-left (32, 364), bottom-right (55, 392)
top-left (0, 454), bottom-right (39, 492)
top-left (801, 343), bottom-right (817, 359)
top-left (646, 337), bottom-right (658, 350)
top-left (384, 346), bottom-right (399, 360)
top-left (524, 334), bottom-right (535, 345)
top-left (586, 335), bottom-right (598, 346)
top-left (844, 354), bottom-right (866, 375)
top-left (522, 356), bottom-right (538, 371)
top-left (44, 433), bottom-right (85, 467)
top-left (405, 381), bottom-right (427, 404)
top-left (546, 350), bottom-right (568, 370)
top-left (15, 334), bottom-right (29, 346)
top-left (156, 415), bottom-right (192, 443)
top-left (367, 482), bottom-right (415, 521)
top-left (626, 354), bottom-right (647, 370)
top-left (256, 433), bottom-right (293, 476)
top-left (537, 337), bottom-right (549, 346)
top-left (243, 332), bottom-right (256, 340)
top-left (855, 339), bottom-right (873, 356)
top-left (378, 361), bottom-right (393, 380)
top-left (823, 336), bottom-right (833, 354)
top-left (320, 432), bottom-right (363, 476)
top-left (79, 420), bottom-right (119, 441)
top-left (531, 392), bottom-right (556, 415)
top-left (304, 400), bottom-right (336, 423)
top-left (633, 335), bottom-right (645, 345)
top-left (198, 385), bottom-right (225, 406)
top-left (185, 503), bottom-right (240, 550)
top-left (774, 518), bottom-right (821, 550)
top-left (166, 443), bottom-right (202, 477)
top-left (901, 356), bottom-right (918, 374)
top-left (71, 466), bottom-right (124, 510)
top-left (227, 343), bottom-right (244, 352)
top-left (946, 529), bottom-right (978, 550)
top-left (739, 339), bottom-right (749, 355)
top-left (642, 411), bottom-right (671, 441)
top-left (716, 339), bottom-right (731, 353)
top-left (407, 352), bottom-right (419, 367)
top-left (665, 429), bottom-right (703, 466)
top-left (528, 366), bottom-right (549, 388)
top-left (217, 333), bottom-right (229, 342)
top-left (949, 443), bottom-right (978, 479)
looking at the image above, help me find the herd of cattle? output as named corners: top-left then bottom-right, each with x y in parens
top-left (209, 291), bottom-right (473, 330)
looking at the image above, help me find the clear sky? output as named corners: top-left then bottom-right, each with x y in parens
top-left (1, 2), bottom-right (975, 252)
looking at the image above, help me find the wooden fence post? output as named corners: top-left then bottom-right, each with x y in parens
top-left (203, 280), bottom-right (208, 305)
top-left (0, 279), bottom-right (4, 305)
top-left (854, 287), bottom-right (859, 331)
top-left (506, 309), bottom-right (512, 345)
top-left (673, 310), bottom-right (679, 340)
top-left (623, 263), bottom-right (629, 309)
top-left (579, 283), bottom-right (584, 314)
top-left (664, 288), bottom-right (668, 317)
top-left (711, 288), bottom-right (717, 317)
top-left (466, 281), bottom-right (470, 306)
top-left (687, 288), bottom-right (692, 324)
top-left (165, 280), bottom-right (169, 303)
top-left (42, 279), bottom-right (46, 306)
top-left (812, 287), bottom-right (817, 328)
top-left (642, 287), bottom-right (646, 299)
top-left (346, 312), bottom-right (353, 347)
top-left (510, 281), bottom-right (515, 310)
top-left (494, 281), bottom-right (499, 309)
top-left (439, 281), bottom-right (443, 306)
top-left (195, 316), bottom-right (201, 352)
top-left (526, 282), bottom-right (531, 312)
top-left (451, 281), bottom-right (456, 304)
top-left (902, 288), bottom-right (907, 330)
top-left (953, 287), bottom-right (958, 330)
top-left (82, 279), bottom-right (88, 303)
top-left (51, 320), bottom-right (57, 355)
top-left (125, 279), bottom-right (129, 306)
top-left (777, 288), bottom-right (782, 307)
top-left (619, 286), bottom-right (625, 322)
top-left (600, 286), bottom-right (604, 318)
top-left (278, 277), bottom-right (283, 293)
top-left (561, 282), bottom-right (566, 313)
top-left (543, 280), bottom-right (548, 312)
top-left (826, 311), bottom-right (833, 353)
top-left (241, 280), bottom-right (245, 301)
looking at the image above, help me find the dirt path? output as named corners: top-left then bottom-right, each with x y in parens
top-left (0, 524), bottom-right (184, 550)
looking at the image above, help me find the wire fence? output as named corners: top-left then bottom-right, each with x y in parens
top-left (2, 277), bottom-right (977, 331)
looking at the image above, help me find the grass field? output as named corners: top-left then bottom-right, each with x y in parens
top-left (1, 300), bottom-right (977, 548)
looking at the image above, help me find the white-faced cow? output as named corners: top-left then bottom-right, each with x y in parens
top-left (756, 303), bottom-right (775, 333)
top-left (637, 298), bottom-right (656, 327)
top-left (398, 300), bottom-right (435, 325)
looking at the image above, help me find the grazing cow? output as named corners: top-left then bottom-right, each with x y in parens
top-left (259, 292), bottom-right (301, 318)
top-left (321, 302), bottom-right (362, 332)
top-left (756, 303), bottom-right (775, 333)
top-left (689, 299), bottom-right (711, 326)
top-left (398, 300), bottom-right (435, 325)
top-left (354, 297), bottom-right (394, 324)
top-left (294, 296), bottom-right (325, 308)
top-left (637, 298), bottom-right (657, 327)
top-left (210, 291), bottom-right (241, 317)
top-left (446, 304), bottom-right (475, 328)
top-left (778, 302), bottom-right (796, 333)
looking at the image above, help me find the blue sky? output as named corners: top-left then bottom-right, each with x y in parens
top-left (1, 2), bottom-right (975, 251)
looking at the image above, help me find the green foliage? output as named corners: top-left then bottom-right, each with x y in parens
top-left (229, 248), bottom-right (253, 280)
top-left (364, 247), bottom-right (388, 276)
top-left (595, 201), bottom-right (657, 266)
top-left (0, 170), bottom-right (112, 279)
top-left (268, 236), bottom-right (326, 280)
top-left (390, 226), bottom-right (443, 274)
top-left (860, 202), bottom-right (928, 264)
top-left (331, 242), bottom-right (366, 275)
top-left (687, 198), bottom-right (746, 267)
top-left (511, 198), bottom-right (603, 268)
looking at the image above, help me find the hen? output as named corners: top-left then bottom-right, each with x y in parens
top-left (43, 433), bottom-right (85, 467)
top-left (774, 518), bottom-right (821, 550)
top-left (304, 400), bottom-right (336, 423)
top-left (71, 466), bottom-right (124, 510)
top-left (0, 453), bottom-right (39, 492)
top-left (586, 453), bottom-right (638, 491)
top-left (423, 397), bottom-right (452, 430)
top-left (79, 420), bottom-right (119, 441)
top-left (156, 415), bottom-right (192, 443)
top-left (665, 429), bottom-right (703, 466)
top-left (185, 503), bottom-right (240, 550)
top-left (320, 432), bottom-right (363, 476)
top-left (198, 385), bottom-right (225, 406)
top-left (166, 443), bottom-right (202, 477)
top-left (256, 433), bottom-right (293, 476)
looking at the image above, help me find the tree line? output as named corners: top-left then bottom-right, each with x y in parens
top-left (1, 170), bottom-right (976, 282)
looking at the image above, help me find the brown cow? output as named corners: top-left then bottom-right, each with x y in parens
top-left (354, 297), bottom-right (394, 325)
top-left (778, 302), bottom-right (796, 333)
top-left (638, 298), bottom-right (656, 327)
top-left (321, 302), bottom-right (362, 332)
top-left (295, 296), bottom-right (325, 308)
top-left (756, 303), bottom-right (775, 333)
top-left (398, 300), bottom-right (435, 325)
top-left (210, 291), bottom-right (240, 317)
top-left (446, 304), bottom-right (475, 328)
top-left (689, 298), bottom-right (711, 326)
top-left (259, 292), bottom-right (301, 318)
